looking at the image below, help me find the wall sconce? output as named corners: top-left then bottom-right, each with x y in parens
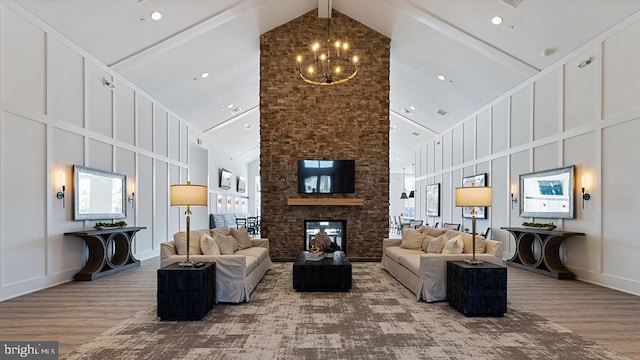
top-left (510, 184), bottom-right (518, 210)
top-left (127, 183), bottom-right (135, 209)
top-left (217, 195), bottom-right (223, 208)
top-left (581, 175), bottom-right (591, 209)
top-left (56, 171), bottom-right (66, 208)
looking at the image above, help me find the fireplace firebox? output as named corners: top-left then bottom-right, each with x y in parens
top-left (304, 220), bottom-right (346, 255)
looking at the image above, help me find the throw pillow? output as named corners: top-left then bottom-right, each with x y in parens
top-left (173, 231), bottom-right (204, 255)
top-left (426, 234), bottom-right (448, 254)
top-left (230, 228), bottom-right (253, 250)
top-left (425, 227), bottom-right (448, 237)
top-left (442, 234), bottom-right (464, 254)
top-left (211, 227), bottom-right (231, 237)
top-left (213, 232), bottom-right (239, 255)
top-left (420, 234), bottom-right (435, 252)
top-left (399, 229), bottom-right (427, 250)
top-left (200, 234), bottom-right (221, 255)
top-left (461, 233), bottom-right (486, 254)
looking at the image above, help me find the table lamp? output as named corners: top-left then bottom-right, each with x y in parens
top-left (455, 184), bottom-right (492, 264)
top-left (170, 181), bottom-right (208, 266)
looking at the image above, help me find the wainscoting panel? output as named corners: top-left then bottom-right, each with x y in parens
top-left (153, 105), bottom-right (168, 157)
top-left (564, 48), bottom-right (598, 131)
top-left (477, 108), bottom-right (491, 159)
top-left (136, 93), bottom-right (153, 152)
top-left (115, 82), bottom-right (135, 146)
top-left (87, 139), bottom-right (113, 172)
top-left (136, 154), bottom-right (154, 254)
top-left (492, 98), bottom-right (509, 154)
top-left (154, 160), bottom-right (168, 247)
top-left (86, 62), bottom-right (113, 138)
top-left (510, 85), bottom-right (532, 148)
top-left (50, 38), bottom-right (84, 128)
top-left (533, 68), bottom-right (561, 141)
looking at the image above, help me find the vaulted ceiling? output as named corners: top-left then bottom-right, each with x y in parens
top-left (15, 0), bottom-right (640, 173)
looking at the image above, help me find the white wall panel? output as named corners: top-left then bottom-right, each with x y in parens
top-left (601, 120), bottom-right (640, 279)
top-left (50, 39), bottom-right (83, 128)
top-left (86, 63), bottom-right (113, 138)
top-left (115, 83), bottom-right (135, 146)
top-left (510, 86), bottom-right (532, 148)
top-left (88, 139), bottom-right (112, 172)
top-left (154, 160), bottom-right (168, 247)
top-left (168, 164), bottom-right (181, 238)
top-left (564, 49), bottom-right (598, 131)
top-left (168, 114), bottom-right (180, 161)
top-left (602, 20), bottom-right (640, 119)
top-left (1, 113), bottom-right (46, 284)
top-left (490, 156), bottom-right (508, 252)
top-left (50, 127), bottom-right (84, 275)
top-left (492, 99), bottom-right (509, 153)
top-left (0, 7), bottom-right (45, 114)
top-left (115, 148), bottom-right (136, 227)
top-left (451, 126), bottom-right (462, 166)
top-left (136, 93), bottom-right (153, 151)
top-left (153, 105), bottom-right (168, 157)
top-left (533, 142), bottom-right (559, 171)
top-left (563, 132), bottom-right (598, 272)
top-left (463, 120), bottom-right (474, 163)
top-left (533, 69), bottom-right (561, 141)
top-left (476, 109), bottom-right (491, 159)
top-left (180, 122), bottom-right (188, 163)
top-left (136, 155), bottom-right (154, 254)
top-left (434, 137), bottom-right (442, 172)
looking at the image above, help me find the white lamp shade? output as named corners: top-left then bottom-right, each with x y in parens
top-left (455, 186), bottom-right (492, 207)
top-left (170, 183), bottom-right (208, 206)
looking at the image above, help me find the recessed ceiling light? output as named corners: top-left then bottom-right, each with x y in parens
top-left (491, 16), bottom-right (503, 25)
top-left (201, 72), bottom-right (209, 79)
top-left (243, 124), bottom-right (252, 130)
top-left (391, 124), bottom-right (398, 130)
top-left (409, 105), bottom-right (416, 110)
top-left (150, 11), bottom-right (162, 21)
top-left (227, 104), bottom-right (234, 109)
top-left (437, 74), bottom-right (446, 81)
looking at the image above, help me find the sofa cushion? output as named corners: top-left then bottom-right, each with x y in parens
top-left (245, 254), bottom-right (259, 273)
top-left (236, 246), bottom-right (269, 263)
top-left (385, 246), bottom-right (424, 263)
top-left (442, 235), bottom-right (464, 254)
top-left (426, 234), bottom-right (448, 254)
top-left (398, 254), bottom-right (421, 276)
top-left (399, 229), bottom-right (427, 250)
top-left (213, 232), bottom-right (239, 255)
top-left (173, 230), bottom-right (206, 255)
top-left (461, 233), bottom-right (486, 254)
top-left (230, 228), bottom-right (253, 250)
top-left (200, 234), bottom-right (221, 255)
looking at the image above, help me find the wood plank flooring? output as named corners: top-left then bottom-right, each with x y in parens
top-left (1, 257), bottom-right (639, 359)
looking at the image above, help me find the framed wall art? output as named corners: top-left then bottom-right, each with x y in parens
top-left (461, 173), bottom-right (487, 219)
top-left (426, 183), bottom-right (440, 217)
top-left (519, 165), bottom-right (575, 219)
top-left (220, 168), bottom-right (232, 190)
top-left (237, 176), bottom-right (246, 193)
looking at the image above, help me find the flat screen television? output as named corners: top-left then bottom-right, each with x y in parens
top-left (297, 159), bottom-right (355, 193)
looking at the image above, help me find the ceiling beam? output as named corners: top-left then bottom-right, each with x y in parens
top-left (390, 109), bottom-right (439, 137)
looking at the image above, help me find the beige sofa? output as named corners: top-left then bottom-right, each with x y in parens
top-left (160, 227), bottom-right (272, 303)
top-left (381, 225), bottom-right (503, 302)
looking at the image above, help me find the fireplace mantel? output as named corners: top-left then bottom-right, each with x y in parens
top-left (287, 198), bottom-right (364, 206)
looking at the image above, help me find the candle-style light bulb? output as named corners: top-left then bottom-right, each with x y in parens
top-left (581, 175), bottom-right (585, 188)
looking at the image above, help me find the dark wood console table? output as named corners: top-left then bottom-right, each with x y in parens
top-left (501, 227), bottom-right (584, 279)
top-left (65, 227), bottom-right (146, 280)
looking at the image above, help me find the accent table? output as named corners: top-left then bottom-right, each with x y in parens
top-left (65, 227), bottom-right (146, 281)
top-left (157, 262), bottom-right (216, 321)
top-left (293, 251), bottom-right (352, 291)
top-left (501, 227), bottom-right (585, 279)
top-left (446, 261), bottom-right (507, 317)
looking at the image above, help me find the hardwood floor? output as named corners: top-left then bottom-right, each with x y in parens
top-left (1, 257), bottom-right (639, 359)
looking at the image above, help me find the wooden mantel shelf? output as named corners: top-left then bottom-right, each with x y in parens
top-left (287, 198), bottom-right (364, 206)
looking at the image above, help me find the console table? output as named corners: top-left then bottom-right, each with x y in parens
top-left (501, 227), bottom-right (584, 279)
top-left (65, 227), bottom-right (146, 280)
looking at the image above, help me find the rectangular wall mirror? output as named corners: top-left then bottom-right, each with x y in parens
top-left (74, 165), bottom-right (127, 220)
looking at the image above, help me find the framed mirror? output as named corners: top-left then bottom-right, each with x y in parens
top-left (519, 165), bottom-right (575, 219)
top-left (73, 165), bottom-right (127, 220)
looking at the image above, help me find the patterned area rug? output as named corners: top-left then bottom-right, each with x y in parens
top-left (65, 263), bottom-right (627, 360)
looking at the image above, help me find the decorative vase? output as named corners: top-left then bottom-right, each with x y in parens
top-left (325, 252), bottom-right (334, 258)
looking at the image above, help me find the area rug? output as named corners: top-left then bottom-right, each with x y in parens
top-left (65, 262), bottom-right (627, 360)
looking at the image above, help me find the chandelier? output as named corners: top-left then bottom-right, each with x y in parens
top-left (295, 5), bottom-right (359, 85)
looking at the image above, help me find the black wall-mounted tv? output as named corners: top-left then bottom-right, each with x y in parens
top-left (297, 159), bottom-right (355, 194)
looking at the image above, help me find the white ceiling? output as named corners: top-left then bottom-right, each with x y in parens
top-left (15, 0), bottom-right (640, 173)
